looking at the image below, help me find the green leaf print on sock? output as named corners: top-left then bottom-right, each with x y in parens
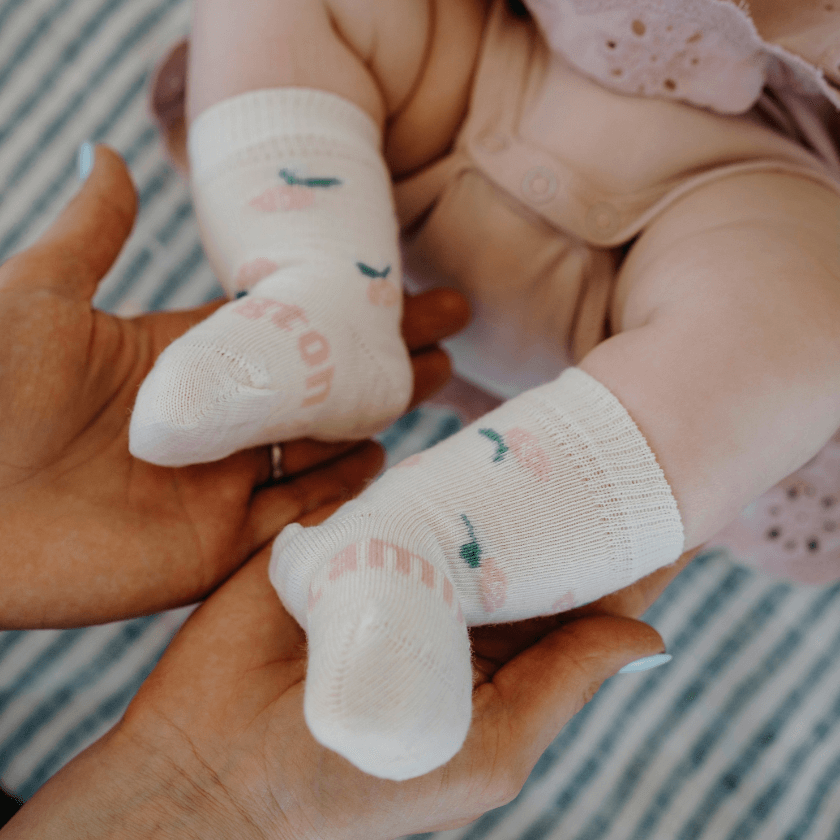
top-left (279, 168), bottom-right (342, 188)
top-left (356, 262), bottom-right (391, 278)
top-left (479, 428), bottom-right (509, 462)
top-left (459, 514), bottom-right (482, 568)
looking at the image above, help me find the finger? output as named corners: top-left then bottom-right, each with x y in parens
top-left (143, 285), bottom-right (471, 358)
top-left (401, 288), bottom-right (471, 351)
top-left (470, 549), bottom-right (696, 676)
top-left (470, 618), bottom-right (568, 680)
top-left (407, 346), bottom-right (453, 410)
top-left (247, 438), bottom-right (364, 488)
top-left (267, 438), bottom-right (372, 484)
top-left (479, 615), bottom-right (666, 772)
top-left (574, 548), bottom-right (697, 620)
top-left (140, 546), bottom-right (309, 713)
top-left (16, 145), bottom-right (139, 300)
top-left (148, 444), bottom-right (386, 701)
top-left (241, 440), bottom-right (385, 554)
top-left (130, 300), bottom-right (229, 368)
top-left (146, 288), bottom-right (464, 488)
top-left (297, 497), bottom-right (353, 527)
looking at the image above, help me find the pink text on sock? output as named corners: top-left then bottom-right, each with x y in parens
top-left (234, 295), bottom-right (335, 408)
top-left (308, 538), bottom-right (463, 622)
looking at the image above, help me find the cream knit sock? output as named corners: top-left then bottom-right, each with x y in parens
top-left (129, 88), bottom-right (411, 466)
top-left (270, 367), bottom-right (685, 780)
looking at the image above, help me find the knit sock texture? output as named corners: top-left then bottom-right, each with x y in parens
top-left (270, 367), bottom-right (685, 779)
top-left (130, 88), bottom-right (411, 466)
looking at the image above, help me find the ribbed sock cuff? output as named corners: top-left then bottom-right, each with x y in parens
top-left (532, 367), bottom-right (686, 576)
top-left (187, 87), bottom-right (381, 179)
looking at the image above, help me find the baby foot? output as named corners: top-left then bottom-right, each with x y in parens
top-left (131, 88), bottom-right (411, 466)
top-left (269, 368), bottom-right (684, 778)
top-left (273, 521), bottom-right (472, 781)
top-left (129, 265), bottom-right (412, 465)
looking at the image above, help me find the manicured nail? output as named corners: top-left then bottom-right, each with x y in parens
top-left (618, 653), bottom-right (672, 674)
top-left (78, 142), bottom-right (94, 181)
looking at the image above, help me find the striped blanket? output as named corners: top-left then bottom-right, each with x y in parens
top-left (3, 2), bottom-right (840, 838)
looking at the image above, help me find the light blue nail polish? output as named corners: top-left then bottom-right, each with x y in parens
top-left (618, 653), bottom-right (672, 674)
top-left (77, 142), bottom-right (94, 180)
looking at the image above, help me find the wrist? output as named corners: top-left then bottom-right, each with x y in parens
top-left (1, 724), bottom-right (270, 840)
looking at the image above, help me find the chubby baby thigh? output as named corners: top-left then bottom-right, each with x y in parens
top-left (611, 169), bottom-right (840, 362)
top-left (582, 170), bottom-right (840, 549)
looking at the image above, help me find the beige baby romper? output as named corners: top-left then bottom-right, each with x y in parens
top-left (394, 0), bottom-right (840, 573)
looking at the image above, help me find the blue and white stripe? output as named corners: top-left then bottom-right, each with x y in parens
top-left (3, 2), bottom-right (840, 838)
top-left (411, 564), bottom-right (840, 840)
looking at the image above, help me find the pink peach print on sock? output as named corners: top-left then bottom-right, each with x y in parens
top-left (393, 454), bottom-right (423, 469)
top-left (356, 262), bottom-right (399, 307)
top-left (367, 279), bottom-right (400, 306)
top-left (479, 557), bottom-right (508, 613)
top-left (234, 258), bottom-right (280, 293)
top-left (551, 591), bottom-right (576, 612)
top-left (507, 427), bottom-right (552, 481)
top-left (248, 183), bottom-right (315, 212)
top-left (306, 538), bottom-right (464, 622)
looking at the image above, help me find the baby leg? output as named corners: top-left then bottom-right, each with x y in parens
top-left (270, 170), bottom-right (840, 779)
top-left (586, 171), bottom-right (840, 551)
top-left (706, 428), bottom-right (840, 583)
top-left (272, 366), bottom-right (685, 780)
top-left (130, 0), bottom-right (420, 465)
top-left (149, 39), bottom-right (188, 175)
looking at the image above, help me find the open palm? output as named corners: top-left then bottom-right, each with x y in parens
top-left (97, 541), bottom-right (691, 840)
top-left (0, 144), bottom-right (468, 629)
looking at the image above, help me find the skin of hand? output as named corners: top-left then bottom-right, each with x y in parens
top-left (0, 143), bottom-right (470, 630)
top-left (2, 510), bottom-right (695, 840)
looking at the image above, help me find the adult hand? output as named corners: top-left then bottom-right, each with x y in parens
top-left (2, 540), bottom-right (695, 840)
top-left (0, 143), bottom-right (470, 629)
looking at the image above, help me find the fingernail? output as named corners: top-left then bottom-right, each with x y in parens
top-left (618, 653), bottom-right (672, 674)
top-left (77, 142), bottom-right (94, 181)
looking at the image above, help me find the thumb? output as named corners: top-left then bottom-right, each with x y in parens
top-left (490, 615), bottom-right (667, 768)
top-left (29, 144), bottom-right (138, 299)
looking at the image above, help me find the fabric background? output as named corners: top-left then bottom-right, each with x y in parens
top-left (3, 2), bottom-right (840, 838)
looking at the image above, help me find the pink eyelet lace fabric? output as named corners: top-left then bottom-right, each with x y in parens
top-left (513, 0), bottom-right (840, 581)
top-left (522, 0), bottom-right (840, 115)
top-left (706, 430), bottom-right (840, 583)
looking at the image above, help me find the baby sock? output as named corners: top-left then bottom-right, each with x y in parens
top-left (129, 88), bottom-right (412, 466)
top-left (270, 367), bottom-right (685, 780)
